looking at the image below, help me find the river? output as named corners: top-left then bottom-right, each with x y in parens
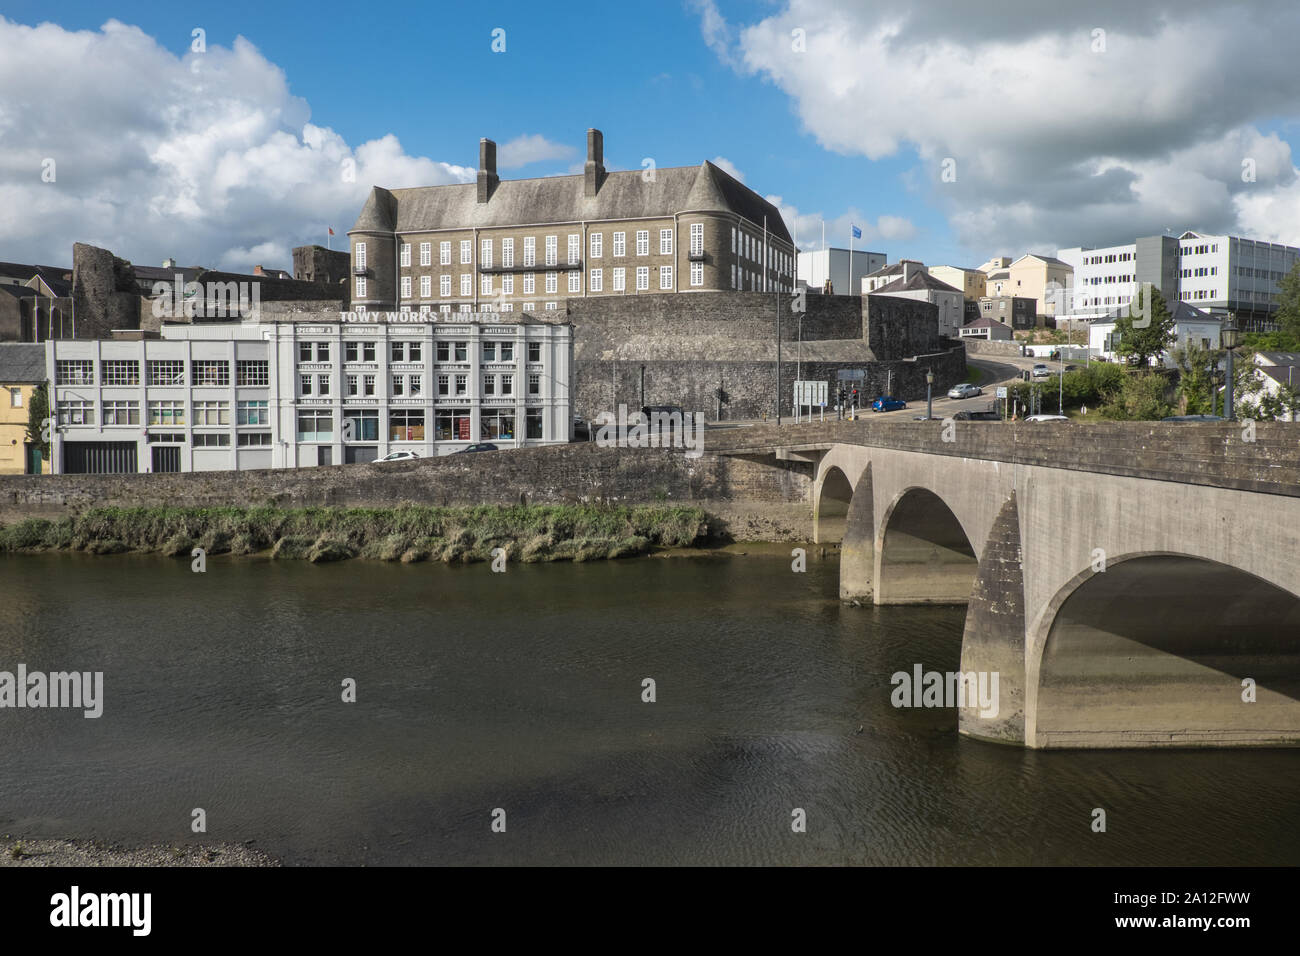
top-left (1, 551), bottom-right (1296, 865)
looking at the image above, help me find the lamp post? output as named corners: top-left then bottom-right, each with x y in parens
top-left (926, 368), bottom-right (934, 420)
top-left (1222, 320), bottom-right (1240, 421)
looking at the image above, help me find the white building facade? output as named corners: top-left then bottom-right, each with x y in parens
top-left (797, 247), bottom-right (887, 295)
top-left (46, 315), bottom-right (573, 473)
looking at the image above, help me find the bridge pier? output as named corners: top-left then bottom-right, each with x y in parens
top-left (958, 494), bottom-right (1026, 744)
top-left (839, 463), bottom-right (874, 601)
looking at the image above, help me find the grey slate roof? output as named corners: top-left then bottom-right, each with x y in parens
top-left (873, 271), bottom-right (962, 295)
top-left (352, 160), bottom-right (793, 243)
top-left (0, 344), bottom-right (48, 384)
top-left (1257, 351), bottom-right (1300, 365)
top-left (0, 284), bottom-right (38, 299)
top-left (1259, 365), bottom-right (1300, 388)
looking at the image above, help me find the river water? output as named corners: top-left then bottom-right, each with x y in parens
top-left (0, 551), bottom-right (1296, 866)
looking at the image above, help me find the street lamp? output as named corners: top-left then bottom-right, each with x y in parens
top-left (926, 368), bottom-right (934, 420)
top-left (1222, 320), bottom-right (1241, 421)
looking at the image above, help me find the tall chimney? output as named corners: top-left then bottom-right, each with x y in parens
top-left (584, 128), bottom-right (605, 198)
top-left (477, 138), bottom-right (498, 204)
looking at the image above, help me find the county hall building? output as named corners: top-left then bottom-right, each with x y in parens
top-left (348, 128), bottom-right (797, 314)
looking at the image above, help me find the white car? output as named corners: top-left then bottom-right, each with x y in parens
top-left (1024, 414), bottom-right (1069, 423)
top-left (947, 383), bottom-right (982, 399)
top-left (373, 450), bottom-right (420, 462)
top-left (1030, 364), bottom-right (1053, 379)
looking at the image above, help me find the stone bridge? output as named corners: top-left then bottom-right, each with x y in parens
top-left (710, 420), bottom-right (1300, 750)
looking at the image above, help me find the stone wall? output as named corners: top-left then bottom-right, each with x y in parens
top-left (72, 243), bottom-right (142, 338)
top-left (963, 338), bottom-right (1023, 357)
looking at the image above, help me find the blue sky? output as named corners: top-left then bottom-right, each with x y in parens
top-left (1, 1), bottom-right (1298, 271)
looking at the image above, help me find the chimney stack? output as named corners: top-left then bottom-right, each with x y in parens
top-left (477, 138), bottom-right (498, 204)
top-left (584, 128), bottom-right (605, 197)
top-left (162, 257), bottom-right (176, 269)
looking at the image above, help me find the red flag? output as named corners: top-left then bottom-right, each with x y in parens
top-left (328, 227), bottom-right (335, 236)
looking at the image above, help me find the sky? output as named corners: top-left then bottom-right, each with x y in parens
top-left (2, 0), bottom-right (1299, 274)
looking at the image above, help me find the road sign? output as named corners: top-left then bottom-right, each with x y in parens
top-left (996, 386), bottom-right (1008, 399)
top-left (836, 368), bottom-right (866, 381)
top-left (793, 380), bottom-right (828, 407)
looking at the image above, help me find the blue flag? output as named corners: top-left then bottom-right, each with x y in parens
top-left (851, 225), bottom-right (861, 239)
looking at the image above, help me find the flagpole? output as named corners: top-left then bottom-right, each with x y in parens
top-left (849, 228), bottom-right (854, 297)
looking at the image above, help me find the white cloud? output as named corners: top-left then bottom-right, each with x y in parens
top-left (710, 156), bottom-right (746, 182)
top-left (0, 18), bottom-right (474, 271)
top-left (766, 193), bottom-right (916, 251)
top-left (497, 134), bottom-right (578, 170)
top-left (699, 0), bottom-right (1300, 257)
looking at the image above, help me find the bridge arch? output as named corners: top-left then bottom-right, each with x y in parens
top-left (1027, 552), bottom-right (1300, 748)
top-left (813, 465), bottom-right (854, 544)
top-left (874, 486), bottom-right (978, 605)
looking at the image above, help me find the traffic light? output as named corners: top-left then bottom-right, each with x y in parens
top-left (851, 388), bottom-right (859, 407)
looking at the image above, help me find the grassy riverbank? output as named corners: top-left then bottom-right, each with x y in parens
top-left (0, 504), bottom-right (710, 564)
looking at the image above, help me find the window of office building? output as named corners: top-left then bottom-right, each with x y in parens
top-left (194, 401), bottom-right (230, 425)
top-left (523, 273), bottom-right (535, 295)
top-left (237, 400), bottom-right (269, 425)
top-left (590, 269), bottom-right (602, 292)
top-left (346, 373), bottom-right (358, 397)
top-left (238, 432), bottom-right (271, 447)
top-left (613, 267), bottom-right (626, 291)
top-left (528, 373), bottom-right (540, 395)
top-left (568, 234), bottom-right (580, 265)
top-left (527, 342), bottom-right (541, 363)
top-left (481, 409), bottom-right (515, 441)
top-left (460, 240), bottom-right (472, 264)
top-left (502, 274), bottom-right (514, 295)
top-left (401, 276), bottom-right (412, 298)
top-left (401, 243), bottom-right (411, 267)
top-left (500, 373), bottom-right (513, 396)
top-left (391, 374), bottom-right (404, 396)
top-left (482, 275), bottom-right (493, 296)
top-left (660, 229), bottom-right (673, 255)
top-left (613, 232), bottom-right (626, 257)
top-left (236, 360), bottom-right (268, 387)
top-left (590, 233), bottom-right (602, 259)
top-left (454, 341), bottom-right (468, 362)
top-left (192, 433), bottom-right (230, 447)
top-left (147, 401), bottom-right (185, 426)
top-left (454, 373), bottom-right (467, 395)
top-left (438, 241), bottom-right (450, 265)
top-left (440, 275), bottom-right (451, 297)
top-left (102, 400), bottom-right (139, 425)
top-left (57, 360), bottom-right (94, 385)
top-left (568, 271), bottom-right (581, 293)
top-left (343, 409), bottom-right (379, 441)
top-left (363, 374), bottom-right (375, 397)
top-left (481, 238), bottom-right (493, 268)
top-left (434, 408), bottom-right (471, 441)
top-left (437, 374), bottom-right (449, 396)
top-left (101, 360), bottom-right (140, 386)
top-left (545, 235), bottom-right (557, 266)
top-left (389, 408), bottom-right (424, 441)
top-left (482, 373), bottom-right (495, 396)
top-left (297, 410), bottom-right (333, 441)
top-left (420, 242), bottom-right (432, 266)
top-left (636, 267), bottom-right (649, 290)
top-left (483, 341), bottom-right (497, 362)
top-left (355, 242), bottom-right (366, 269)
top-left (660, 266), bottom-right (673, 290)
top-left (356, 276), bottom-right (367, 298)
top-left (691, 261), bottom-right (703, 287)
top-left (460, 274), bottom-right (472, 296)
top-left (502, 238), bottom-right (514, 268)
top-left (148, 360), bottom-right (185, 386)
top-left (526, 408), bottom-right (543, 439)
top-left (545, 272), bottom-right (557, 294)
top-left (636, 230), bottom-right (649, 256)
top-left (192, 360), bottom-right (229, 386)
top-left (317, 374), bottom-right (331, 396)
top-left (690, 223), bottom-right (703, 256)
top-left (524, 237), bottom-right (536, 267)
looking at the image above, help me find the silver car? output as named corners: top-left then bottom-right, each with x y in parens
top-left (947, 383), bottom-right (982, 399)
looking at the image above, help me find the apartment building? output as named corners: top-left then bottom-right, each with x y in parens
top-left (1058, 231), bottom-right (1300, 331)
top-left (45, 316), bottom-right (572, 473)
top-left (977, 295), bottom-right (1038, 330)
top-left (796, 247), bottom-right (886, 295)
top-left (0, 344), bottom-right (47, 474)
top-left (349, 129), bottom-right (796, 315)
top-left (927, 265), bottom-right (987, 302)
top-left (862, 259), bottom-right (927, 293)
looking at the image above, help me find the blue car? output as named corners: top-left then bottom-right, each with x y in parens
top-left (871, 396), bottom-right (907, 412)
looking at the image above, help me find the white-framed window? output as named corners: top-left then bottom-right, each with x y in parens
top-left (483, 373), bottom-right (495, 396)
top-left (590, 269), bottom-right (603, 292)
top-left (545, 235), bottom-right (557, 266)
top-left (355, 242), bottom-right (367, 269)
top-left (691, 261), bottom-right (703, 287)
top-left (363, 374), bottom-right (375, 397)
top-left (400, 243), bottom-right (411, 267)
top-left (440, 304), bottom-right (452, 313)
top-left (455, 374), bottom-right (467, 395)
top-left (409, 374), bottom-right (422, 395)
top-left (401, 276), bottom-right (412, 298)
top-left (440, 275), bottom-right (451, 297)
top-left (481, 238), bottom-right (493, 268)
top-left (482, 275), bottom-right (494, 296)
top-left (101, 360), bottom-right (140, 386)
top-left (460, 240), bottom-right (472, 264)
top-left (392, 374), bottom-right (404, 396)
top-left (613, 231), bottom-right (626, 257)
top-left (502, 238), bottom-right (514, 268)
top-left (356, 276), bottom-right (367, 297)
top-left (193, 400), bottom-right (230, 426)
top-left (613, 267), bottom-right (626, 291)
top-left (660, 265), bottom-right (673, 289)
top-left (523, 273), bottom-right (535, 294)
top-left (568, 271), bottom-right (581, 293)
top-left (544, 301), bottom-right (557, 310)
top-left (192, 360), bottom-right (230, 386)
top-left (346, 373), bottom-right (358, 397)
top-left (636, 266), bottom-right (649, 290)
top-left (317, 374), bottom-right (330, 397)
top-left (731, 264), bottom-right (737, 289)
top-left (660, 229), bottom-right (673, 255)
top-left (501, 373), bottom-right (513, 396)
top-left (524, 237), bottom-right (536, 267)
top-left (500, 303), bottom-right (514, 312)
top-left (420, 242), bottom-right (432, 266)
top-left (236, 400), bottom-right (269, 425)
top-left (439, 241), bottom-right (450, 265)
top-left (498, 274), bottom-right (512, 295)
top-left (459, 303), bottom-right (472, 313)
top-left (590, 233), bottom-right (603, 258)
top-left (420, 275), bottom-right (431, 298)
top-left (102, 400), bottom-right (139, 425)
top-left (237, 361), bottom-right (268, 386)
top-left (522, 301), bottom-right (535, 311)
top-left (690, 223), bottom-right (703, 256)
top-left (460, 274), bottom-right (472, 296)
top-left (545, 272), bottom-right (557, 294)
top-left (57, 360), bottom-right (94, 385)
top-left (528, 373), bottom-right (541, 395)
top-left (300, 373), bottom-right (312, 396)
top-left (636, 230), bottom-right (649, 255)
top-left (146, 401), bottom-right (183, 426)
top-left (568, 234), bottom-right (580, 264)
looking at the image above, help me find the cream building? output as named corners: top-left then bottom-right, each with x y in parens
top-left (1004, 254), bottom-right (1075, 319)
top-left (927, 265), bottom-right (987, 302)
top-left (0, 344), bottom-right (47, 474)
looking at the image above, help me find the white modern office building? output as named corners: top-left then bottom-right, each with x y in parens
top-left (1058, 231), bottom-right (1300, 330)
top-left (1088, 302), bottom-right (1223, 366)
top-left (46, 315), bottom-right (573, 473)
top-left (797, 247), bottom-right (887, 296)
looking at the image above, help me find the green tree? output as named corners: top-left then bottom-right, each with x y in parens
top-left (1170, 341), bottom-right (1222, 415)
top-left (1113, 285), bottom-right (1176, 368)
top-left (1098, 371), bottom-right (1176, 420)
top-left (25, 382), bottom-right (50, 460)
top-left (1276, 259), bottom-right (1300, 345)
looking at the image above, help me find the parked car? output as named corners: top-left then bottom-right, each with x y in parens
top-left (454, 443), bottom-right (499, 453)
top-left (1024, 414), bottom-right (1070, 423)
top-left (947, 383), bottom-right (982, 399)
top-left (953, 409), bottom-right (1002, 421)
top-left (1161, 415), bottom-right (1226, 422)
top-left (1063, 364), bottom-right (1080, 372)
top-left (871, 396), bottom-right (907, 412)
top-left (1031, 364), bottom-right (1052, 379)
top-left (373, 451), bottom-right (420, 462)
